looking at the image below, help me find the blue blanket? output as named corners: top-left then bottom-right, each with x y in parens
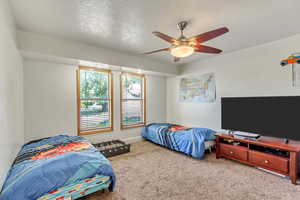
top-left (0, 135), bottom-right (116, 200)
top-left (142, 123), bottom-right (216, 159)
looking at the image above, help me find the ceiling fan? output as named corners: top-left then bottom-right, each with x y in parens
top-left (144, 21), bottom-right (229, 62)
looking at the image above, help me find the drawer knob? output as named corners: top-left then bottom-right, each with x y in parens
top-left (264, 160), bottom-right (269, 164)
top-left (230, 151), bottom-right (234, 154)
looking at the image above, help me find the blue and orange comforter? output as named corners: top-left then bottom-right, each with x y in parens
top-left (142, 123), bottom-right (216, 159)
top-left (0, 135), bottom-right (116, 200)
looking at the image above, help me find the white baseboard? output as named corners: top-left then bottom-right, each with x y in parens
top-left (122, 136), bottom-right (144, 143)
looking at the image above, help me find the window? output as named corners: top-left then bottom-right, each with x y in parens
top-left (121, 72), bottom-right (146, 129)
top-left (77, 66), bottom-right (113, 135)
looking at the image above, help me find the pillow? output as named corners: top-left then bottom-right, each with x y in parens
top-left (169, 125), bottom-right (187, 131)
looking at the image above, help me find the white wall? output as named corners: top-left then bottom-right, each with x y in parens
top-left (167, 33), bottom-right (300, 131)
top-left (17, 30), bottom-right (178, 75)
top-left (23, 59), bottom-right (166, 143)
top-left (0, 0), bottom-right (24, 186)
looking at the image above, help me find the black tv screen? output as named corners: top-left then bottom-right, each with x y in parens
top-left (221, 96), bottom-right (300, 141)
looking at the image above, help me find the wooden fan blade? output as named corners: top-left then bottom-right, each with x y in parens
top-left (189, 27), bottom-right (229, 43)
top-left (143, 48), bottom-right (170, 54)
top-left (174, 57), bottom-right (180, 62)
top-left (152, 31), bottom-right (177, 44)
top-left (194, 45), bottom-right (222, 54)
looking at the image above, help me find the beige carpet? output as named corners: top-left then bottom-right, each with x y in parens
top-left (82, 141), bottom-right (300, 200)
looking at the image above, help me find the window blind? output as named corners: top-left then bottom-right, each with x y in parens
top-left (121, 73), bottom-right (146, 128)
top-left (77, 66), bottom-right (113, 135)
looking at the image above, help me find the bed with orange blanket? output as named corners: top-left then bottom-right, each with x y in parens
top-left (0, 135), bottom-right (115, 200)
top-left (142, 123), bottom-right (216, 158)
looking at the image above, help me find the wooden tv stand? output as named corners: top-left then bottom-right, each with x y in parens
top-left (216, 134), bottom-right (300, 184)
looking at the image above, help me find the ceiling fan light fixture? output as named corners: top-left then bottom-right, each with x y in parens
top-left (170, 45), bottom-right (194, 58)
top-left (144, 23), bottom-right (228, 61)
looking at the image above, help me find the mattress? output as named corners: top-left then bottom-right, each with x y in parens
top-left (38, 175), bottom-right (111, 200)
top-left (0, 135), bottom-right (116, 200)
top-left (142, 123), bottom-right (216, 159)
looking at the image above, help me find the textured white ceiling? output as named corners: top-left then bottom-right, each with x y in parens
top-left (10, 0), bottom-right (300, 65)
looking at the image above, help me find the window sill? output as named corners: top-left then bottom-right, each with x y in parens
top-left (121, 123), bottom-right (145, 130)
top-left (78, 128), bottom-right (113, 136)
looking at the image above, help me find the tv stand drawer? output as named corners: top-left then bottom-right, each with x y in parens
top-left (249, 151), bottom-right (289, 174)
top-left (220, 143), bottom-right (248, 161)
top-left (216, 134), bottom-right (300, 184)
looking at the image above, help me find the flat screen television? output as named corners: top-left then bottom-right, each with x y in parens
top-left (221, 96), bottom-right (300, 141)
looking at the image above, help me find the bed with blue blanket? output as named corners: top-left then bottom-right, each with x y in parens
top-left (142, 123), bottom-right (216, 159)
top-left (0, 135), bottom-right (116, 200)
